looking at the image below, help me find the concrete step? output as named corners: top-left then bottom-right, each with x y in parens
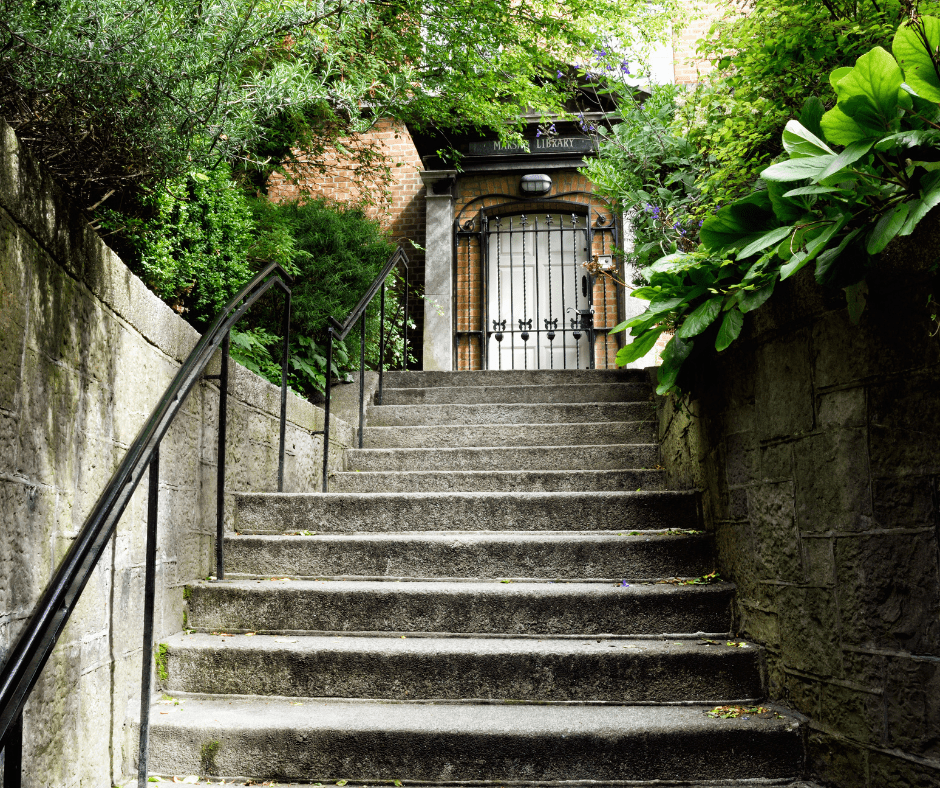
top-left (362, 421), bottom-right (655, 449)
top-left (137, 781), bottom-right (821, 788)
top-left (382, 382), bottom-right (650, 405)
top-left (384, 369), bottom-right (649, 389)
top-left (185, 579), bottom-right (733, 635)
top-left (235, 491), bottom-right (699, 534)
top-left (345, 443), bottom-right (660, 472)
top-left (366, 401), bottom-right (654, 426)
top-left (161, 632), bottom-right (764, 702)
top-left (330, 469), bottom-right (666, 493)
top-left (223, 531), bottom-right (712, 580)
top-left (147, 697), bottom-right (803, 783)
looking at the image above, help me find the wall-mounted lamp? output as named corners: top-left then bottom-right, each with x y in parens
top-left (520, 173), bottom-right (552, 196)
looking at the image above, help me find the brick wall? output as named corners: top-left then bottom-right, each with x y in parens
top-left (453, 170), bottom-right (621, 371)
top-left (267, 119), bottom-right (427, 366)
top-left (673, 1), bottom-right (724, 84)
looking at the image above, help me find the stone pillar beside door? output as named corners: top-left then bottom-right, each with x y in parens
top-left (419, 170), bottom-right (456, 371)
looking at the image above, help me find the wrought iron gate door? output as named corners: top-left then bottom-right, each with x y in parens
top-left (485, 211), bottom-right (594, 370)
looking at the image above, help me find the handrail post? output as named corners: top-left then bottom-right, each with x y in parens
top-left (358, 311), bottom-right (366, 450)
top-left (137, 446), bottom-right (160, 788)
top-left (403, 265), bottom-right (410, 370)
top-left (215, 332), bottom-right (229, 582)
top-left (321, 327), bottom-right (333, 493)
top-left (2, 712), bottom-right (23, 788)
top-left (377, 282), bottom-right (386, 406)
top-left (277, 290), bottom-right (292, 493)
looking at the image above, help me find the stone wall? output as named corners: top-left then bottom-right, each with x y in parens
top-left (0, 121), bottom-right (352, 786)
top-left (655, 234), bottom-right (940, 787)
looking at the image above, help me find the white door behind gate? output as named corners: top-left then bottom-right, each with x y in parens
top-left (486, 213), bottom-right (591, 370)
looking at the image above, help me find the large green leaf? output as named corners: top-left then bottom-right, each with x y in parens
top-left (677, 296), bottom-right (723, 339)
top-left (616, 327), bottom-right (665, 366)
top-left (738, 282), bottom-right (775, 313)
top-left (832, 47), bottom-right (903, 129)
top-left (799, 97), bottom-right (826, 140)
top-left (715, 308), bottom-right (744, 352)
top-left (866, 202), bottom-right (911, 254)
top-left (647, 296), bottom-right (686, 315)
top-left (642, 253), bottom-right (695, 277)
top-left (899, 180), bottom-right (940, 235)
top-left (893, 16), bottom-right (940, 103)
top-left (820, 103), bottom-right (874, 145)
top-left (699, 191), bottom-right (777, 253)
top-left (656, 335), bottom-right (694, 395)
top-left (767, 180), bottom-right (808, 223)
top-left (875, 129), bottom-right (940, 150)
top-left (780, 214), bottom-right (850, 279)
top-left (781, 120), bottom-right (835, 158)
top-left (783, 184), bottom-right (845, 198)
top-left (815, 139), bottom-right (875, 181)
top-left (761, 156), bottom-right (837, 182)
top-left (830, 66), bottom-right (854, 90)
top-left (737, 225), bottom-right (795, 259)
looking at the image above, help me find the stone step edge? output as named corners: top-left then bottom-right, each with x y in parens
top-left (235, 490), bottom-right (693, 502)
top-left (362, 420), bottom-right (656, 431)
top-left (348, 443), bottom-right (661, 452)
top-left (367, 400), bottom-right (655, 409)
top-left (226, 529), bottom-right (706, 537)
top-left (176, 628), bottom-right (735, 640)
top-left (221, 574), bottom-right (708, 584)
top-left (156, 689), bottom-right (767, 709)
top-left (133, 781), bottom-right (819, 788)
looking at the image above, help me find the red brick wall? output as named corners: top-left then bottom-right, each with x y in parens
top-left (267, 119), bottom-right (427, 365)
top-left (673, 1), bottom-right (724, 84)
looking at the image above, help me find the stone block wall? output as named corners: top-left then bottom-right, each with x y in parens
top-left (656, 232), bottom-right (940, 786)
top-left (0, 120), bottom-right (352, 786)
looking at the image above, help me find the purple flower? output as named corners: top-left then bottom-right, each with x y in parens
top-left (594, 48), bottom-right (607, 59)
top-left (698, 219), bottom-right (704, 227)
top-left (536, 130), bottom-right (542, 137)
top-left (619, 580), bottom-right (630, 587)
top-left (557, 70), bottom-right (564, 79)
top-left (549, 123), bottom-right (556, 134)
top-left (621, 61), bottom-right (631, 75)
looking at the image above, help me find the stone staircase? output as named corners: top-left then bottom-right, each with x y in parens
top-left (148, 369), bottom-right (805, 785)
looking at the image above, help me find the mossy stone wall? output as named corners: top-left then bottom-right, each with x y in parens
top-left (0, 120), bottom-right (352, 786)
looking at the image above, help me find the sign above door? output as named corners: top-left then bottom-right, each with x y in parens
top-left (468, 137), bottom-right (594, 156)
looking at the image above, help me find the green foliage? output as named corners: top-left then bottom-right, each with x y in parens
top-left (0, 0), bottom-right (684, 210)
top-left (684, 0), bottom-right (935, 210)
top-left (616, 15), bottom-right (940, 395)
top-left (230, 199), bottom-right (412, 397)
top-left (97, 164), bottom-right (255, 328)
top-left (582, 86), bottom-right (708, 277)
top-left (154, 644), bottom-right (169, 682)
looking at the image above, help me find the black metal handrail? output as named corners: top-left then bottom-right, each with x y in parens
top-left (0, 261), bottom-right (294, 788)
top-left (319, 245), bottom-right (410, 491)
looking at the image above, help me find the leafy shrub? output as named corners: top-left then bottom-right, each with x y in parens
top-left (583, 85), bottom-right (708, 278)
top-left (617, 14), bottom-right (940, 395)
top-left (97, 164), bottom-right (255, 328)
top-left (686, 0), bottom-right (939, 210)
top-left (233, 198), bottom-right (408, 397)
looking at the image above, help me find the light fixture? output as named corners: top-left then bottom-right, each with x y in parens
top-left (520, 173), bottom-right (552, 196)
